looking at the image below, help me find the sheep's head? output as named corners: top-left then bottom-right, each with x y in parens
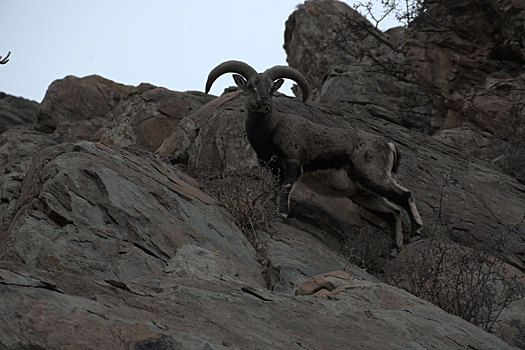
top-left (204, 60), bottom-right (309, 114)
top-left (232, 73), bottom-right (283, 113)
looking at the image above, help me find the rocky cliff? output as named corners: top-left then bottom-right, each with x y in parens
top-left (1, 0), bottom-right (524, 349)
top-left (285, 0), bottom-right (525, 181)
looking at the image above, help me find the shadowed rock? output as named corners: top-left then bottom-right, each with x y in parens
top-left (0, 93), bottom-right (39, 132)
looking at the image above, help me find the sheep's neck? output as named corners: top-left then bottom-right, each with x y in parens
top-left (245, 110), bottom-right (280, 165)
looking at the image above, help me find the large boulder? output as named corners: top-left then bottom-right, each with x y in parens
top-left (283, 0), bottom-right (359, 100)
top-left (37, 75), bottom-right (134, 136)
top-left (0, 141), bottom-right (263, 285)
top-left (99, 85), bottom-right (213, 152)
top-left (37, 75), bottom-right (213, 151)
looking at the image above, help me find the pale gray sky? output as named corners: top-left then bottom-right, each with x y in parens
top-left (0, 0), bottom-right (401, 102)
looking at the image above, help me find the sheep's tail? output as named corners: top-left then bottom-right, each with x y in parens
top-left (388, 142), bottom-right (401, 173)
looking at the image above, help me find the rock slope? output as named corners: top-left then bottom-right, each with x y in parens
top-left (1, 0), bottom-right (524, 348)
top-left (0, 75), bottom-right (519, 350)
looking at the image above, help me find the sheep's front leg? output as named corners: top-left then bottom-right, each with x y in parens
top-left (277, 160), bottom-right (302, 221)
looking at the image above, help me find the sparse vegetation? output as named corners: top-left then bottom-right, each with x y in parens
top-left (352, 0), bottom-right (449, 29)
top-left (353, 0), bottom-right (424, 28)
top-left (198, 163), bottom-right (279, 273)
top-left (383, 238), bottom-right (524, 333)
top-left (323, 0), bottom-right (448, 78)
top-left (343, 226), bottom-right (392, 275)
top-left (340, 164), bottom-right (524, 341)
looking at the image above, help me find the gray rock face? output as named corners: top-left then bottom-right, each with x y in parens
top-left (259, 220), bottom-right (377, 294)
top-left (99, 85), bottom-right (213, 153)
top-left (1, 141), bottom-right (263, 285)
top-left (320, 64), bottom-right (442, 133)
top-left (37, 75), bottom-right (134, 135)
top-left (0, 93), bottom-right (39, 132)
top-left (0, 128), bottom-right (57, 235)
top-left (157, 89), bottom-right (257, 172)
top-left (37, 74), bottom-right (213, 151)
top-left (0, 261), bottom-right (518, 350)
top-left (284, 1), bottom-right (440, 134)
top-left (284, 0), bottom-right (525, 181)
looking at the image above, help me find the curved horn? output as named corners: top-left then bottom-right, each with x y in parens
top-left (263, 65), bottom-right (309, 102)
top-left (205, 60), bottom-right (258, 94)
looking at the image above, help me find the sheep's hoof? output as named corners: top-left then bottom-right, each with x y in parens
top-left (273, 213), bottom-right (288, 223)
top-left (409, 235), bottom-right (421, 243)
top-left (389, 248), bottom-right (399, 259)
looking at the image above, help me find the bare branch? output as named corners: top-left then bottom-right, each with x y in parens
top-left (0, 51), bottom-right (11, 65)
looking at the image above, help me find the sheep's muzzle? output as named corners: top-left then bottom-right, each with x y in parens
top-left (253, 102), bottom-right (271, 113)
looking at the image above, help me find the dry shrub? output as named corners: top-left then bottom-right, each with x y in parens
top-left (198, 164), bottom-right (279, 266)
top-left (343, 226), bottom-right (392, 275)
top-left (383, 239), bottom-right (525, 333)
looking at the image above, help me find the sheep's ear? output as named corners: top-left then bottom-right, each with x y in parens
top-left (232, 74), bottom-right (247, 90)
top-left (272, 79), bottom-right (284, 93)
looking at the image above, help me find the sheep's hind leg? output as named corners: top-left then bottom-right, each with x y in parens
top-left (276, 160), bottom-right (302, 221)
top-left (371, 178), bottom-right (423, 242)
top-left (351, 193), bottom-right (403, 250)
top-left (351, 149), bottom-right (423, 241)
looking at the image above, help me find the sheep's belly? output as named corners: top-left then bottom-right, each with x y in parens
top-left (300, 168), bottom-right (359, 197)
